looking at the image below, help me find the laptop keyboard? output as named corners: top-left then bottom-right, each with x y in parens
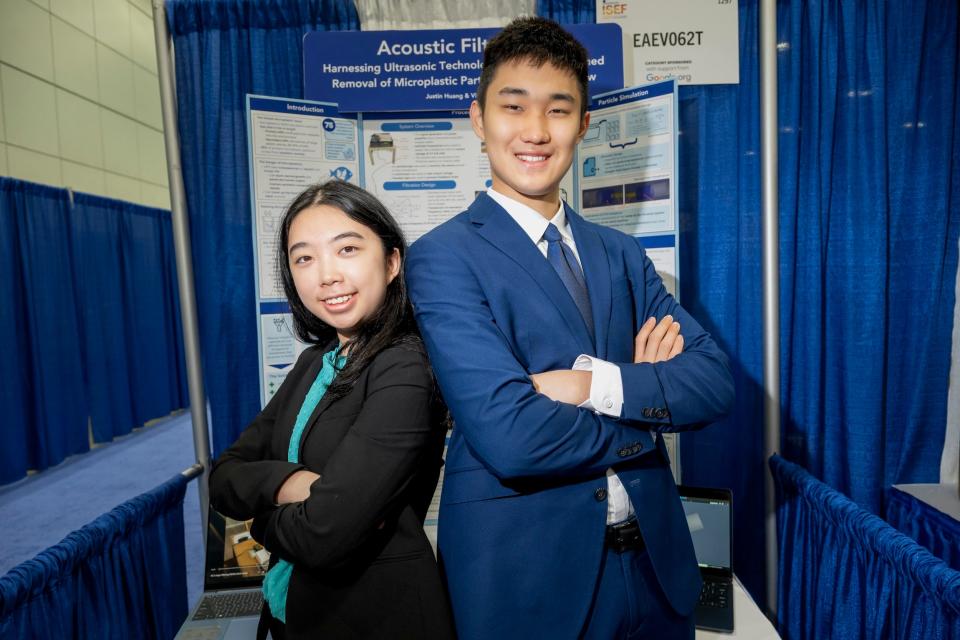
top-left (698, 579), bottom-right (731, 609)
top-left (192, 591), bottom-right (264, 620)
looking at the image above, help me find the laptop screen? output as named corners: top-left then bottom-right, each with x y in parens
top-left (204, 507), bottom-right (271, 590)
top-left (678, 487), bottom-right (732, 573)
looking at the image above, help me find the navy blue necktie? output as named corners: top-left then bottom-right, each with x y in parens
top-left (543, 223), bottom-right (594, 336)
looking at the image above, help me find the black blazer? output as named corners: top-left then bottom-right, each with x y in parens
top-left (209, 340), bottom-right (455, 639)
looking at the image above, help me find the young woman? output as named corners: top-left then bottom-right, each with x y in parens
top-left (209, 180), bottom-right (455, 639)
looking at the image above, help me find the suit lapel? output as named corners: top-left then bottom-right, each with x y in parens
top-left (471, 194), bottom-right (594, 354)
top-left (566, 206), bottom-right (613, 361)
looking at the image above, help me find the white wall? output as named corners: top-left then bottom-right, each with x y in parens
top-left (0, 0), bottom-right (170, 209)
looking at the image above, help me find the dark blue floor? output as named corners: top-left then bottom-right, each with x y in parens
top-left (0, 411), bottom-right (205, 610)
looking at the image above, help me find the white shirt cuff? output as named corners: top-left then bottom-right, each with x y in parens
top-left (573, 355), bottom-right (623, 417)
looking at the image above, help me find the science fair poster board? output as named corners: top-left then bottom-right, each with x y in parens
top-left (597, 0), bottom-right (739, 86)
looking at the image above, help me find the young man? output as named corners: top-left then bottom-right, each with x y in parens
top-left (406, 17), bottom-right (734, 639)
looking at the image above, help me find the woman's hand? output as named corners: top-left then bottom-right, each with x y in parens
top-left (529, 369), bottom-right (592, 405)
top-left (634, 315), bottom-right (683, 363)
top-left (275, 470), bottom-right (321, 504)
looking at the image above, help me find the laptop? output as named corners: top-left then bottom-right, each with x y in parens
top-left (174, 506), bottom-right (270, 640)
top-left (678, 485), bottom-right (734, 633)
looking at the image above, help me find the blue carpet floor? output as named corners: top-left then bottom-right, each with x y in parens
top-left (0, 411), bottom-right (205, 611)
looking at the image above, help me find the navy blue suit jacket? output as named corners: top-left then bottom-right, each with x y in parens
top-left (407, 194), bottom-right (734, 639)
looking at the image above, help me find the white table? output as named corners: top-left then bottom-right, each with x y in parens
top-left (696, 576), bottom-right (781, 640)
top-left (894, 483), bottom-right (960, 520)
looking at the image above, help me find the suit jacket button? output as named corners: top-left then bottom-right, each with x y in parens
top-left (594, 488), bottom-right (607, 501)
top-left (657, 408), bottom-right (669, 419)
top-left (642, 408), bottom-right (652, 418)
top-left (618, 447), bottom-right (630, 457)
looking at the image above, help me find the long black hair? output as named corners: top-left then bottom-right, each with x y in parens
top-left (277, 179), bottom-right (420, 401)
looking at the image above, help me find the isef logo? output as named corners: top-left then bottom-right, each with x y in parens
top-left (601, 0), bottom-right (628, 18)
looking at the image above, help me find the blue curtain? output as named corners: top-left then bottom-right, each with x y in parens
top-left (776, 0), bottom-right (960, 513)
top-left (70, 193), bottom-right (135, 443)
top-left (70, 194), bottom-right (188, 442)
top-left (118, 201), bottom-right (188, 425)
top-left (536, 0), bottom-right (594, 24)
top-left (0, 473), bottom-right (190, 640)
top-left (166, 0), bottom-right (360, 456)
top-left (1, 179), bottom-right (188, 485)
top-left (772, 455), bottom-right (960, 640)
top-left (886, 486), bottom-right (960, 573)
top-left (0, 179), bottom-right (89, 484)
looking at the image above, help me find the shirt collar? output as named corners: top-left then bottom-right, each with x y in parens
top-left (486, 188), bottom-right (571, 245)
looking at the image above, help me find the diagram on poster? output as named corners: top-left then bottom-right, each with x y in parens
top-left (363, 113), bottom-right (491, 242)
top-left (577, 81), bottom-right (676, 235)
top-left (248, 97), bottom-right (360, 301)
top-left (258, 305), bottom-right (310, 403)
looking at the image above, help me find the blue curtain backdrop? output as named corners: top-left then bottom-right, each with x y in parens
top-left (535, 0), bottom-right (594, 25)
top-left (772, 455), bottom-right (960, 640)
top-left (539, 0), bottom-right (960, 604)
top-left (0, 473), bottom-right (190, 640)
top-left (70, 194), bottom-right (138, 443)
top-left (118, 201), bottom-right (188, 425)
top-left (0, 180), bottom-right (89, 484)
top-left (0, 179), bottom-right (188, 485)
top-left (166, 0), bottom-right (360, 456)
top-left (776, 0), bottom-right (959, 513)
top-left (70, 194), bottom-right (189, 443)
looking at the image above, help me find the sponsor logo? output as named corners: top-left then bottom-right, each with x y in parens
top-left (600, 0), bottom-right (628, 18)
top-left (646, 72), bottom-right (693, 83)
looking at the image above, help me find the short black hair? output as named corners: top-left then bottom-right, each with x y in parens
top-left (476, 16), bottom-right (589, 116)
top-left (277, 179), bottom-right (419, 401)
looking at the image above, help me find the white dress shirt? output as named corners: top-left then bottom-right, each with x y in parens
top-left (487, 188), bottom-right (635, 524)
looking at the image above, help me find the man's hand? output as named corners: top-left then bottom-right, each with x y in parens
top-left (529, 369), bottom-right (592, 405)
top-left (635, 315), bottom-right (683, 363)
top-left (275, 470), bottom-right (320, 504)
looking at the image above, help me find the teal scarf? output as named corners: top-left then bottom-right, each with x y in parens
top-left (262, 346), bottom-right (345, 623)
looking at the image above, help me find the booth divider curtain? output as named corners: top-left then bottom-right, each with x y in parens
top-left (71, 194), bottom-right (188, 443)
top-left (0, 473), bottom-right (190, 640)
top-left (775, 0), bottom-right (960, 513)
top-left (772, 454), bottom-right (960, 639)
top-left (886, 486), bottom-right (960, 572)
top-left (0, 178), bottom-right (188, 485)
top-left (535, 0), bottom-right (593, 25)
top-left (0, 179), bottom-right (88, 484)
top-left (166, 0), bottom-right (360, 456)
